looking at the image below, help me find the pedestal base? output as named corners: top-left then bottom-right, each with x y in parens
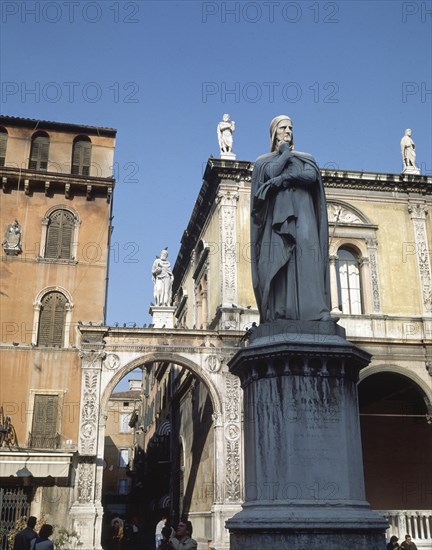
top-left (149, 305), bottom-right (175, 328)
top-left (227, 320), bottom-right (387, 549)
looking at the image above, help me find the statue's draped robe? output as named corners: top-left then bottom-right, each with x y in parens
top-left (251, 150), bottom-right (331, 322)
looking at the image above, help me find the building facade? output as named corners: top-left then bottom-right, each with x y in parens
top-left (0, 115), bottom-right (116, 547)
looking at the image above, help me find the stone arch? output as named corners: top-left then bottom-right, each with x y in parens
top-left (100, 352), bottom-right (223, 416)
top-left (360, 363), bottom-right (432, 414)
top-left (358, 363), bottom-right (432, 512)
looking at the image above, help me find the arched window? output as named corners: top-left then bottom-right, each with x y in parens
top-left (71, 136), bottom-right (91, 176)
top-left (29, 132), bottom-right (50, 171)
top-left (37, 291), bottom-right (68, 347)
top-left (45, 209), bottom-right (75, 259)
top-left (337, 247), bottom-right (362, 314)
top-left (0, 127), bottom-right (8, 167)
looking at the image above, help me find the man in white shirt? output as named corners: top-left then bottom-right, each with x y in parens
top-left (155, 515), bottom-right (167, 549)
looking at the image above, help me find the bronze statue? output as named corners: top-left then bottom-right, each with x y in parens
top-left (250, 116), bottom-right (331, 323)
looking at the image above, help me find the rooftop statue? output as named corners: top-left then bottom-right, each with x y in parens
top-left (152, 249), bottom-right (173, 307)
top-left (250, 116), bottom-right (331, 323)
top-left (401, 128), bottom-right (420, 174)
top-left (217, 114), bottom-right (235, 158)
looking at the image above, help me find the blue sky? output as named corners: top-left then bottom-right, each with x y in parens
top-left (1, 0), bottom-right (431, 329)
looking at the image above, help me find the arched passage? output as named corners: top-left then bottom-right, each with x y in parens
top-left (358, 368), bottom-right (432, 511)
top-left (100, 354), bottom-right (218, 523)
top-left (71, 336), bottom-right (242, 550)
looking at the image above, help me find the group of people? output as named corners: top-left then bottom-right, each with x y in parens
top-left (13, 517), bottom-right (53, 550)
top-left (155, 516), bottom-right (197, 550)
top-left (387, 534), bottom-right (418, 550)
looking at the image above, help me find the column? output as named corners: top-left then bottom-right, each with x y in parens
top-left (408, 203), bottom-right (432, 314)
top-left (70, 350), bottom-right (105, 550)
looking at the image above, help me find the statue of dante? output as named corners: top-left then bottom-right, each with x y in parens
top-left (250, 116), bottom-right (331, 323)
top-left (217, 114), bottom-right (235, 154)
top-left (152, 249), bottom-right (173, 306)
top-left (400, 129), bottom-right (419, 173)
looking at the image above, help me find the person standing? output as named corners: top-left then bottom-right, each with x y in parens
top-left (13, 517), bottom-right (37, 550)
top-left (169, 521), bottom-right (197, 550)
top-left (155, 515), bottom-right (167, 549)
top-left (29, 525), bottom-right (53, 550)
top-left (401, 534), bottom-right (418, 550)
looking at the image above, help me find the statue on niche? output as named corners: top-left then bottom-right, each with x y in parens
top-left (2, 219), bottom-right (22, 255)
top-left (250, 115), bottom-right (331, 323)
top-left (152, 249), bottom-right (173, 306)
top-left (400, 129), bottom-right (420, 174)
top-left (217, 114), bottom-right (235, 157)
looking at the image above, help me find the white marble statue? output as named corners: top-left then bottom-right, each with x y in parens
top-left (217, 114), bottom-right (235, 156)
top-left (400, 128), bottom-right (420, 174)
top-left (152, 249), bottom-right (173, 306)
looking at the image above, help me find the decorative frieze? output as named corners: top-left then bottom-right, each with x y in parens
top-left (408, 203), bottom-right (432, 313)
top-left (77, 458), bottom-right (95, 504)
top-left (79, 351), bottom-right (105, 456)
top-left (224, 373), bottom-right (242, 502)
top-left (218, 188), bottom-right (239, 309)
top-left (366, 238), bottom-right (381, 313)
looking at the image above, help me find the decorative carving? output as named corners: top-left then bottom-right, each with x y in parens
top-left (80, 350), bottom-right (106, 368)
top-left (79, 369), bottom-right (100, 455)
top-left (366, 239), bottom-right (381, 313)
top-left (152, 249), bottom-right (174, 306)
top-left (224, 373), bottom-right (241, 501)
top-left (226, 440), bottom-right (241, 502)
top-left (206, 354), bottom-right (221, 373)
top-left (218, 189), bottom-right (239, 308)
top-left (327, 204), bottom-right (362, 224)
top-left (104, 353), bottom-right (120, 371)
top-left (77, 459), bottom-right (94, 503)
top-left (426, 362), bottom-right (432, 377)
top-left (2, 219), bottom-right (22, 256)
top-left (408, 204), bottom-right (432, 313)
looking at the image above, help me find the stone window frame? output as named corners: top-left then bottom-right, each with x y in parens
top-left (328, 200), bottom-right (381, 315)
top-left (39, 204), bottom-right (81, 262)
top-left (32, 286), bottom-right (74, 347)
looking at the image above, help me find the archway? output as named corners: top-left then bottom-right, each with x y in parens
top-left (358, 369), bottom-right (432, 511)
top-left (71, 335), bottom-right (243, 550)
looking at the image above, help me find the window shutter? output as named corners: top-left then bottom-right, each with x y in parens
top-left (38, 292), bottom-right (67, 346)
top-left (29, 135), bottom-right (50, 171)
top-left (32, 395), bottom-right (58, 438)
top-left (45, 210), bottom-right (74, 259)
top-left (0, 131), bottom-right (7, 167)
top-left (72, 139), bottom-right (91, 176)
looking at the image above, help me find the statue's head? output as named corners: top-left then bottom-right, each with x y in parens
top-left (270, 115), bottom-right (294, 152)
top-left (160, 249), bottom-right (168, 259)
top-left (223, 114), bottom-right (230, 122)
top-left (405, 128), bottom-right (412, 136)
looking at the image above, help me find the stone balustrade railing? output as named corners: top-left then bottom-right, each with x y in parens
top-left (377, 510), bottom-right (432, 547)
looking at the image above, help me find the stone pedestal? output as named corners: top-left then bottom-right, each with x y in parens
top-left (226, 320), bottom-right (387, 549)
top-left (221, 152), bottom-right (236, 161)
top-left (402, 166), bottom-right (420, 175)
top-left (149, 305), bottom-right (175, 328)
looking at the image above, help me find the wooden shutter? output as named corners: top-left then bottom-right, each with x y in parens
top-left (29, 135), bottom-right (49, 171)
top-left (38, 292), bottom-right (67, 346)
top-left (45, 209), bottom-right (74, 259)
top-left (72, 139), bottom-right (91, 176)
top-left (31, 395), bottom-right (58, 448)
top-left (0, 130), bottom-right (7, 167)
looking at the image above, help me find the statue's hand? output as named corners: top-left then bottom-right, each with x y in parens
top-left (278, 141), bottom-right (292, 155)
